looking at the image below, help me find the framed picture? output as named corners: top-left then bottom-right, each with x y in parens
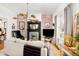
top-left (30, 24), bottom-right (39, 30)
top-left (45, 22), bottom-right (50, 28)
top-left (12, 24), bottom-right (15, 29)
top-left (19, 21), bottom-right (25, 30)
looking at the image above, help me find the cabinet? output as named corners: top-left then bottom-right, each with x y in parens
top-left (27, 21), bottom-right (41, 41)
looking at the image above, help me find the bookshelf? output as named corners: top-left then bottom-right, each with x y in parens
top-left (27, 21), bottom-right (41, 41)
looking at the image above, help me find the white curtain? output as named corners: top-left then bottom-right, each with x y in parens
top-left (64, 4), bottom-right (73, 36)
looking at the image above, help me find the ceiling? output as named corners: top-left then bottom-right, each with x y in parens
top-left (0, 3), bottom-right (66, 15)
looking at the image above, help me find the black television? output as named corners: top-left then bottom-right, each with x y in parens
top-left (12, 30), bottom-right (21, 38)
top-left (12, 30), bottom-right (25, 40)
top-left (43, 29), bottom-right (54, 37)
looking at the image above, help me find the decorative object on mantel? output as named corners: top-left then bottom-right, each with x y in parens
top-left (30, 14), bottom-right (36, 22)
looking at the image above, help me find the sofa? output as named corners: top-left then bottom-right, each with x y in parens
top-left (4, 38), bottom-right (47, 56)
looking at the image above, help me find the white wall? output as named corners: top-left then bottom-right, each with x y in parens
top-left (0, 5), bottom-right (15, 41)
top-left (53, 3), bottom-right (69, 16)
top-left (0, 5), bottom-right (20, 41)
top-left (73, 3), bottom-right (79, 15)
top-left (0, 4), bottom-right (42, 41)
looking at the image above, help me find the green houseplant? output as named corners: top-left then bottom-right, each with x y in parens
top-left (74, 33), bottom-right (79, 52)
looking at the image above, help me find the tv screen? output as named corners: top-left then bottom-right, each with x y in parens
top-left (12, 31), bottom-right (21, 38)
top-left (43, 29), bottom-right (54, 37)
top-left (12, 30), bottom-right (25, 40)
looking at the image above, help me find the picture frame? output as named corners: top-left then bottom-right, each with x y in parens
top-left (19, 21), bottom-right (25, 30)
top-left (30, 24), bottom-right (39, 30)
top-left (45, 22), bottom-right (50, 28)
top-left (12, 23), bottom-right (15, 29)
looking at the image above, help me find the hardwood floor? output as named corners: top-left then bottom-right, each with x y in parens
top-left (0, 40), bottom-right (4, 50)
top-left (50, 43), bottom-right (64, 56)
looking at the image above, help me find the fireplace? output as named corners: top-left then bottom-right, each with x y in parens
top-left (29, 32), bottom-right (39, 41)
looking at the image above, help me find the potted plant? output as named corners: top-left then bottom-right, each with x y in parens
top-left (74, 33), bottom-right (79, 52)
top-left (64, 35), bottom-right (73, 47)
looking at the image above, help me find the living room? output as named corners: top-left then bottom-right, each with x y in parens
top-left (1, 3), bottom-right (79, 56)
top-left (0, 3), bottom-right (60, 56)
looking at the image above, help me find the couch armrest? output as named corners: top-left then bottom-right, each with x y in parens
top-left (41, 48), bottom-right (47, 56)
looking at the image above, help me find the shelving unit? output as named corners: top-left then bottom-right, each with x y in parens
top-left (27, 21), bottom-right (41, 41)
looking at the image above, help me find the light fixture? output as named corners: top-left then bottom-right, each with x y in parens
top-left (26, 3), bottom-right (36, 21)
top-left (13, 3), bottom-right (28, 20)
top-left (13, 12), bottom-right (27, 20)
top-left (13, 3), bottom-right (36, 21)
